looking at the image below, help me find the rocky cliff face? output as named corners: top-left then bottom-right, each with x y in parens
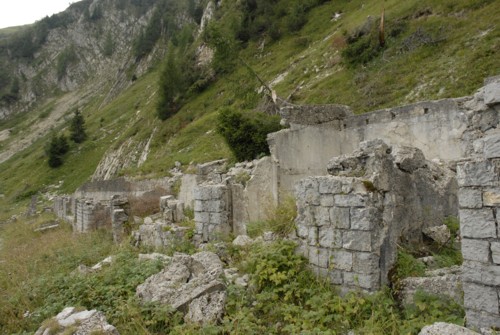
top-left (0, 0), bottom-right (175, 119)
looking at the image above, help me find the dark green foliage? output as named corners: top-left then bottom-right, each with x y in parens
top-left (56, 46), bottom-right (78, 80)
top-left (69, 110), bottom-right (87, 143)
top-left (46, 134), bottom-right (69, 168)
top-left (204, 23), bottom-right (239, 75)
top-left (216, 108), bottom-right (282, 161)
top-left (342, 19), bottom-right (384, 67)
top-left (133, 3), bottom-right (164, 59)
top-left (156, 48), bottom-right (184, 120)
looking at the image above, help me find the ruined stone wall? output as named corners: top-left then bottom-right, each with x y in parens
top-left (194, 185), bottom-right (232, 243)
top-left (458, 130), bottom-right (500, 329)
top-left (296, 176), bottom-right (382, 292)
top-left (294, 140), bottom-right (458, 292)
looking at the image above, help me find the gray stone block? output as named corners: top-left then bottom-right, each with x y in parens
top-left (350, 207), bottom-right (379, 231)
top-left (205, 200), bottom-right (226, 213)
top-left (484, 81), bottom-right (500, 106)
top-left (458, 188), bottom-right (483, 209)
top-left (343, 272), bottom-right (380, 290)
top-left (484, 188), bottom-right (500, 207)
top-left (330, 207), bottom-right (350, 229)
top-left (308, 247), bottom-right (329, 268)
top-left (343, 231), bottom-right (372, 252)
top-left (466, 309), bottom-right (500, 330)
top-left (462, 239), bottom-right (490, 263)
top-left (320, 195), bottom-right (334, 207)
top-left (318, 226), bottom-right (342, 248)
top-left (194, 211), bottom-right (209, 223)
top-left (194, 187), bottom-right (212, 201)
top-left (307, 226), bottom-right (318, 246)
top-left (353, 252), bottom-right (380, 274)
top-left (330, 250), bottom-right (353, 271)
top-left (314, 206), bottom-right (331, 226)
top-left (460, 209), bottom-right (496, 239)
top-left (334, 194), bottom-right (366, 207)
top-left (329, 269), bottom-right (343, 285)
top-left (318, 177), bottom-right (342, 194)
top-left (209, 212), bottom-right (228, 225)
top-left (210, 186), bottom-right (228, 198)
top-left (194, 200), bottom-right (204, 212)
top-left (304, 189), bottom-right (321, 206)
top-left (457, 161), bottom-right (497, 187)
top-left (483, 132), bottom-right (500, 158)
top-left (491, 242), bottom-right (500, 264)
top-left (463, 282), bottom-right (498, 314)
top-left (462, 261), bottom-right (500, 286)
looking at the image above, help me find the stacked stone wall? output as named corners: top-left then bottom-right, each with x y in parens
top-left (458, 131), bottom-right (500, 329)
top-left (295, 176), bottom-right (382, 292)
top-left (194, 185), bottom-right (232, 243)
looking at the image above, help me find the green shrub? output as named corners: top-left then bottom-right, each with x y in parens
top-left (69, 110), bottom-right (87, 143)
top-left (216, 108), bottom-right (282, 162)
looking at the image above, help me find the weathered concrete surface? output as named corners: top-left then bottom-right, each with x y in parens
top-left (270, 99), bottom-right (468, 193)
top-left (294, 140), bottom-right (457, 291)
top-left (35, 307), bottom-right (119, 335)
top-left (230, 157), bottom-right (277, 235)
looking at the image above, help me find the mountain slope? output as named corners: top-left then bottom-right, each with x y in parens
top-left (0, 0), bottom-right (499, 209)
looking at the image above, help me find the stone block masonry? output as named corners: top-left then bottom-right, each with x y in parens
top-left (294, 140), bottom-right (457, 292)
top-left (194, 185), bottom-right (232, 243)
top-left (296, 176), bottom-right (383, 291)
top-left (458, 130), bottom-right (500, 329)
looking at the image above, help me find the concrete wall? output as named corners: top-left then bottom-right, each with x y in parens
top-left (75, 177), bottom-right (172, 202)
top-left (269, 99), bottom-right (470, 194)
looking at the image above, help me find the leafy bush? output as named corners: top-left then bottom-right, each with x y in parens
top-left (216, 108), bottom-right (282, 162)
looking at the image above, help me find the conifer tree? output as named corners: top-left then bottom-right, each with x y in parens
top-left (47, 134), bottom-right (69, 168)
top-left (70, 110), bottom-right (87, 143)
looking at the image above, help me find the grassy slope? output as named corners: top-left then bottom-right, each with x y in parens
top-left (0, 0), bottom-right (499, 211)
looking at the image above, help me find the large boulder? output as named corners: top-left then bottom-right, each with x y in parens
top-left (418, 322), bottom-right (479, 335)
top-left (136, 251), bottom-right (226, 324)
top-left (35, 307), bottom-right (118, 335)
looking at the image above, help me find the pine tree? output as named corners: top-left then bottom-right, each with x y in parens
top-left (47, 134), bottom-right (69, 168)
top-left (70, 110), bottom-right (87, 143)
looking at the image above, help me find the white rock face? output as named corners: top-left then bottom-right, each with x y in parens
top-left (35, 307), bottom-right (119, 335)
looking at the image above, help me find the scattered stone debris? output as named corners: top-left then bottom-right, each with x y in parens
top-left (34, 222), bottom-right (60, 232)
top-left (422, 224), bottom-right (451, 245)
top-left (232, 235), bottom-right (253, 247)
top-left (136, 251), bottom-right (226, 325)
top-left (418, 322), bottom-right (479, 335)
top-left (224, 268), bottom-right (250, 287)
top-left (35, 307), bottom-right (119, 335)
top-left (138, 253), bottom-right (171, 263)
top-left (75, 256), bottom-right (114, 274)
top-left (399, 266), bottom-right (462, 305)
